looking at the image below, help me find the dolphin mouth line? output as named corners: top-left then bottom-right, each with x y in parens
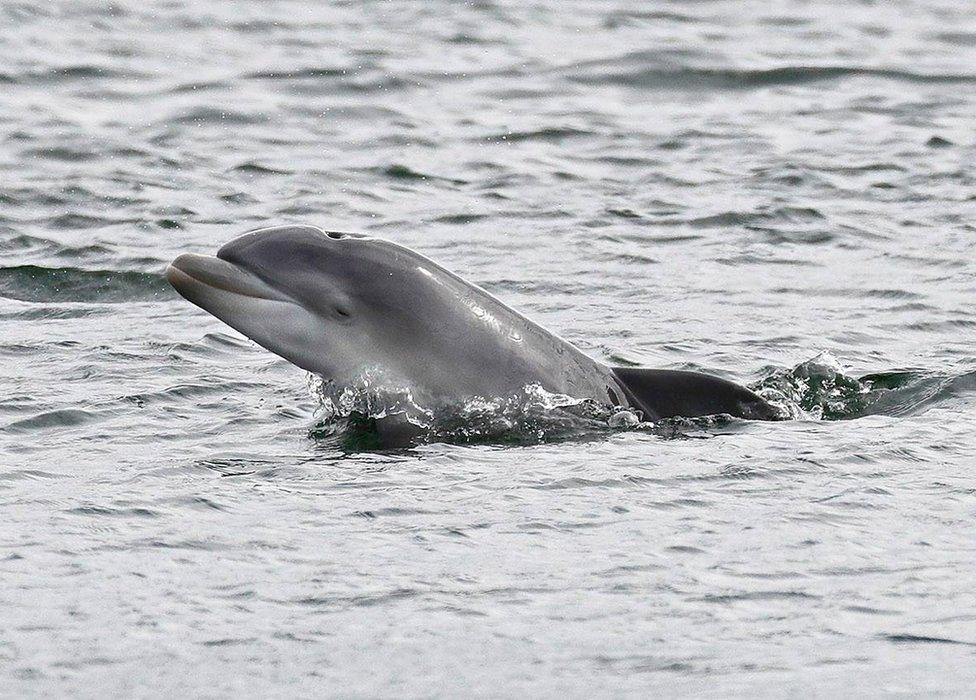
top-left (165, 253), bottom-right (295, 303)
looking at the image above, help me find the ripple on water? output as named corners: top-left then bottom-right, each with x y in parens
top-left (481, 127), bottom-right (594, 143)
top-left (230, 161), bottom-right (294, 176)
top-left (64, 505), bottom-right (161, 518)
top-left (11, 64), bottom-right (148, 84)
top-left (370, 164), bottom-right (469, 186)
top-left (168, 107), bottom-right (267, 126)
top-left (564, 55), bottom-right (976, 90)
top-left (0, 469), bottom-right (66, 481)
top-left (4, 408), bottom-right (102, 433)
top-left (0, 265), bottom-right (171, 303)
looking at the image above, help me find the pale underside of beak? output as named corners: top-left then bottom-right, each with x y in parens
top-left (165, 252), bottom-right (334, 376)
top-left (165, 253), bottom-right (294, 304)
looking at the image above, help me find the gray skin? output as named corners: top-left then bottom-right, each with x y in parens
top-left (166, 225), bottom-right (779, 422)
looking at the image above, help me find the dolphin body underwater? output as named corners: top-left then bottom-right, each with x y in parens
top-left (166, 226), bottom-right (780, 430)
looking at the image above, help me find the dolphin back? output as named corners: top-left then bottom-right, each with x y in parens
top-left (611, 367), bottom-right (780, 422)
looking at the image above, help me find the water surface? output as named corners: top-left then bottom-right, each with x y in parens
top-left (2, 1), bottom-right (975, 695)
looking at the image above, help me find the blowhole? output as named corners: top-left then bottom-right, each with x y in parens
top-left (326, 231), bottom-right (344, 239)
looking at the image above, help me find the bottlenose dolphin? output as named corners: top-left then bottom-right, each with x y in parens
top-left (166, 225), bottom-right (779, 422)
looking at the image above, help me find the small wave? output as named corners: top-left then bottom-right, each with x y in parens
top-left (0, 265), bottom-right (172, 303)
top-left (4, 408), bottom-right (101, 433)
top-left (563, 54), bottom-right (976, 90)
top-left (0, 305), bottom-right (113, 320)
top-left (754, 353), bottom-right (976, 420)
top-left (373, 164), bottom-right (468, 186)
top-left (65, 505), bottom-right (160, 518)
top-left (431, 213), bottom-right (488, 225)
top-left (230, 161), bottom-right (294, 176)
top-left (245, 65), bottom-right (415, 94)
top-left (670, 206), bottom-right (828, 232)
top-left (166, 80), bottom-right (229, 94)
top-left (21, 146), bottom-right (98, 162)
top-left (700, 590), bottom-right (819, 604)
top-left (0, 233), bottom-right (111, 257)
top-left (0, 469), bottom-right (65, 482)
top-left (884, 633), bottom-right (976, 647)
top-left (220, 191), bottom-right (260, 205)
top-left (246, 67), bottom-right (348, 80)
top-left (47, 213), bottom-right (138, 229)
top-left (819, 162), bottom-right (907, 174)
top-left (482, 127), bottom-right (593, 143)
top-left (932, 31), bottom-right (976, 47)
top-left (8, 64), bottom-right (147, 84)
top-left (602, 10), bottom-right (695, 29)
top-left (124, 381), bottom-right (267, 406)
top-left (163, 332), bottom-right (255, 359)
top-left (169, 107), bottom-right (266, 126)
top-left (769, 287), bottom-right (923, 301)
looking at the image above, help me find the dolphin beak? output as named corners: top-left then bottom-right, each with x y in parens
top-left (166, 253), bottom-right (293, 303)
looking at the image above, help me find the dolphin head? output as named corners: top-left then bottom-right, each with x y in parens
top-left (165, 225), bottom-right (473, 388)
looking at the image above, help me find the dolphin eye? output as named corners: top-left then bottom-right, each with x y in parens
top-left (335, 306), bottom-right (351, 318)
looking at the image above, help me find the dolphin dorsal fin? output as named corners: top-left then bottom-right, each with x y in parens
top-left (611, 367), bottom-right (779, 421)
